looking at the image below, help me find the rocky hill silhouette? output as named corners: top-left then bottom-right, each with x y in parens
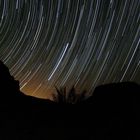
top-left (0, 60), bottom-right (140, 140)
top-left (92, 82), bottom-right (140, 139)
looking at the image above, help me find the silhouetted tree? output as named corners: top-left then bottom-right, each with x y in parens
top-left (53, 86), bottom-right (86, 104)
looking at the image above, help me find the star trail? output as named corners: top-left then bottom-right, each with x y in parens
top-left (0, 0), bottom-right (140, 98)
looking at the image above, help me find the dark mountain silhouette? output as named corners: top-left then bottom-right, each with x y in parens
top-left (0, 60), bottom-right (55, 106)
top-left (0, 61), bottom-right (92, 139)
top-left (0, 60), bottom-right (140, 140)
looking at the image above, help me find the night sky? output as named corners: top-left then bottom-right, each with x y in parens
top-left (0, 0), bottom-right (139, 98)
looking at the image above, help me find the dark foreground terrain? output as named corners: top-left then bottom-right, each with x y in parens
top-left (0, 61), bottom-right (140, 140)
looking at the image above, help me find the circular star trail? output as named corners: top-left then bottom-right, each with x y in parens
top-left (0, 0), bottom-right (140, 98)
